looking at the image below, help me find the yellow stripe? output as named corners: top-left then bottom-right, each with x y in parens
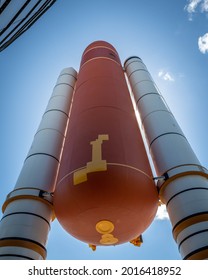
top-left (159, 166), bottom-right (208, 203)
top-left (2, 190), bottom-right (55, 221)
top-left (2, 195), bottom-right (53, 213)
top-left (173, 213), bottom-right (208, 240)
top-left (186, 248), bottom-right (208, 260)
top-left (0, 239), bottom-right (46, 259)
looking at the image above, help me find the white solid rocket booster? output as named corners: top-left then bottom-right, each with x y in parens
top-left (124, 56), bottom-right (208, 260)
top-left (0, 68), bottom-right (77, 259)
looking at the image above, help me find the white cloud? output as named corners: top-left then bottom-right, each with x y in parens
top-left (198, 33), bottom-right (208, 53)
top-left (201, 0), bottom-right (208, 11)
top-left (158, 70), bottom-right (175, 82)
top-left (158, 71), bottom-right (163, 78)
top-left (155, 204), bottom-right (169, 220)
top-left (184, 0), bottom-right (208, 20)
top-left (185, 0), bottom-right (201, 13)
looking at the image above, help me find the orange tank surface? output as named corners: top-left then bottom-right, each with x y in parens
top-left (53, 41), bottom-right (158, 246)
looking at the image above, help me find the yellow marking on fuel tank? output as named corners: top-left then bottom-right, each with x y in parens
top-left (100, 234), bottom-right (118, 245)
top-left (95, 220), bottom-right (118, 245)
top-left (96, 220), bottom-right (114, 234)
top-left (73, 134), bottom-right (109, 185)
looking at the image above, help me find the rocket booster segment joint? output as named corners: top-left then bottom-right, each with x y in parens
top-left (0, 237), bottom-right (47, 259)
top-left (123, 56), bottom-right (142, 68)
top-left (2, 188), bottom-right (54, 213)
top-left (157, 164), bottom-right (208, 198)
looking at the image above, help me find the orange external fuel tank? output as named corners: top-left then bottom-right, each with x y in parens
top-left (53, 41), bottom-right (158, 246)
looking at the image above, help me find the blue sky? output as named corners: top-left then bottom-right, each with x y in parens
top-left (0, 0), bottom-right (208, 260)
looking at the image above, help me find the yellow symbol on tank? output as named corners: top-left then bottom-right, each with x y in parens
top-left (73, 134), bottom-right (109, 185)
top-left (100, 233), bottom-right (118, 245)
top-left (95, 220), bottom-right (118, 245)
